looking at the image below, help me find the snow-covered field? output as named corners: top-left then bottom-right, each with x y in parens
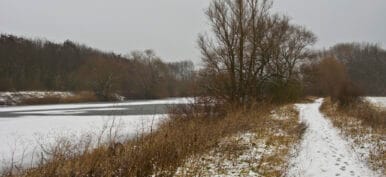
top-left (0, 98), bottom-right (192, 170)
top-left (288, 99), bottom-right (381, 177)
top-left (367, 97), bottom-right (386, 108)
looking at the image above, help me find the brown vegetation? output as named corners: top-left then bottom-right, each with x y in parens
top-left (320, 98), bottom-right (386, 173)
top-left (301, 56), bottom-right (362, 106)
top-left (330, 43), bottom-right (386, 96)
top-left (321, 98), bottom-right (385, 131)
top-left (19, 92), bottom-right (98, 105)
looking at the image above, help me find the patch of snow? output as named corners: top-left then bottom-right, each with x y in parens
top-left (176, 133), bottom-right (272, 176)
top-left (270, 108), bottom-right (292, 120)
top-left (366, 97), bottom-right (386, 108)
top-left (287, 99), bottom-right (381, 177)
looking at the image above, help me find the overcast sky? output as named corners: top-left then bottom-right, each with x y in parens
top-left (1, 0), bottom-right (386, 64)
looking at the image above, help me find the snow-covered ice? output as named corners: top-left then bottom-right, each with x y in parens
top-left (0, 98), bottom-right (192, 170)
top-left (0, 114), bottom-right (166, 168)
top-left (287, 99), bottom-right (381, 177)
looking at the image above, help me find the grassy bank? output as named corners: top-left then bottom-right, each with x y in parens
top-left (320, 98), bottom-right (385, 174)
top-left (176, 104), bottom-right (305, 176)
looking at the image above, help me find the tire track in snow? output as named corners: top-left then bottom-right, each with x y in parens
top-left (287, 99), bottom-right (381, 177)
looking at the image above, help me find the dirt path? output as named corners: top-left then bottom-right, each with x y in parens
top-left (287, 99), bottom-right (380, 177)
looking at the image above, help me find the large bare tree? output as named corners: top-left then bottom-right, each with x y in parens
top-left (199, 0), bottom-right (316, 104)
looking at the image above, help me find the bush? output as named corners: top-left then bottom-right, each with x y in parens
top-left (268, 79), bottom-right (303, 103)
top-left (303, 56), bottom-right (363, 106)
top-left (336, 81), bottom-right (362, 106)
top-left (61, 91), bottom-right (98, 103)
top-left (19, 91), bottom-right (98, 105)
top-left (21, 96), bottom-right (61, 105)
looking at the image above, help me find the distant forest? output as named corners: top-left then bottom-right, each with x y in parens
top-left (302, 43), bottom-right (386, 96)
top-left (0, 34), bottom-right (196, 100)
top-left (329, 43), bottom-right (386, 96)
top-left (0, 34), bottom-right (385, 101)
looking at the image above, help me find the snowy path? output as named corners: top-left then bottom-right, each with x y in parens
top-left (287, 99), bottom-right (380, 177)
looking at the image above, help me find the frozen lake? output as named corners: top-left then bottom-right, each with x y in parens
top-left (0, 98), bottom-right (192, 170)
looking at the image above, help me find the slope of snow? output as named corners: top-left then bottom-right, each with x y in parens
top-left (367, 97), bottom-right (386, 108)
top-left (287, 99), bottom-right (381, 177)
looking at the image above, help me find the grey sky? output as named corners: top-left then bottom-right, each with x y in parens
top-left (1, 0), bottom-right (386, 64)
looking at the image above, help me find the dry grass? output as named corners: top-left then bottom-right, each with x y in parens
top-left (20, 91), bottom-right (98, 105)
top-left (175, 104), bottom-right (306, 177)
top-left (297, 96), bottom-right (318, 104)
top-left (320, 98), bottom-right (386, 174)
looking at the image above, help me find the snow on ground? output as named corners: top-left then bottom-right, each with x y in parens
top-left (287, 99), bottom-right (381, 177)
top-left (175, 132), bottom-right (269, 177)
top-left (176, 105), bottom-right (301, 177)
top-left (0, 91), bottom-right (74, 106)
top-left (0, 98), bottom-right (192, 170)
top-left (367, 97), bottom-right (386, 108)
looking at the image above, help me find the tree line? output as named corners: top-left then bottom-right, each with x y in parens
top-left (0, 34), bottom-right (196, 100)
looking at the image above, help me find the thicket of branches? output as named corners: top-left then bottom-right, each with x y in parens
top-left (301, 43), bottom-right (386, 101)
top-left (198, 0), bottom-right (316, 104)
top-left (0, 34), bottom-right (196, 100)
top-left (301, 56), bottom-right (362, 106)
top-left (330, 43), bottom-right (386, 96)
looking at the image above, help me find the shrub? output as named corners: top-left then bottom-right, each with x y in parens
top-left (268, 79), bottom-right (303, 103)
top-left (60, 91), bottom-right (98, 103)
top-left (336, 81), bottom-right (362, 106)
top-left (303, 56), bottom-right (363, 106)
top-left (19, 91), bottom-right (98, 105)
top-left (20, 96), bottom-right (61, 105)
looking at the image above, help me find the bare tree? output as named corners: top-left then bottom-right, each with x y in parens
top-left (199, 0), bottom-right (316, 104)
